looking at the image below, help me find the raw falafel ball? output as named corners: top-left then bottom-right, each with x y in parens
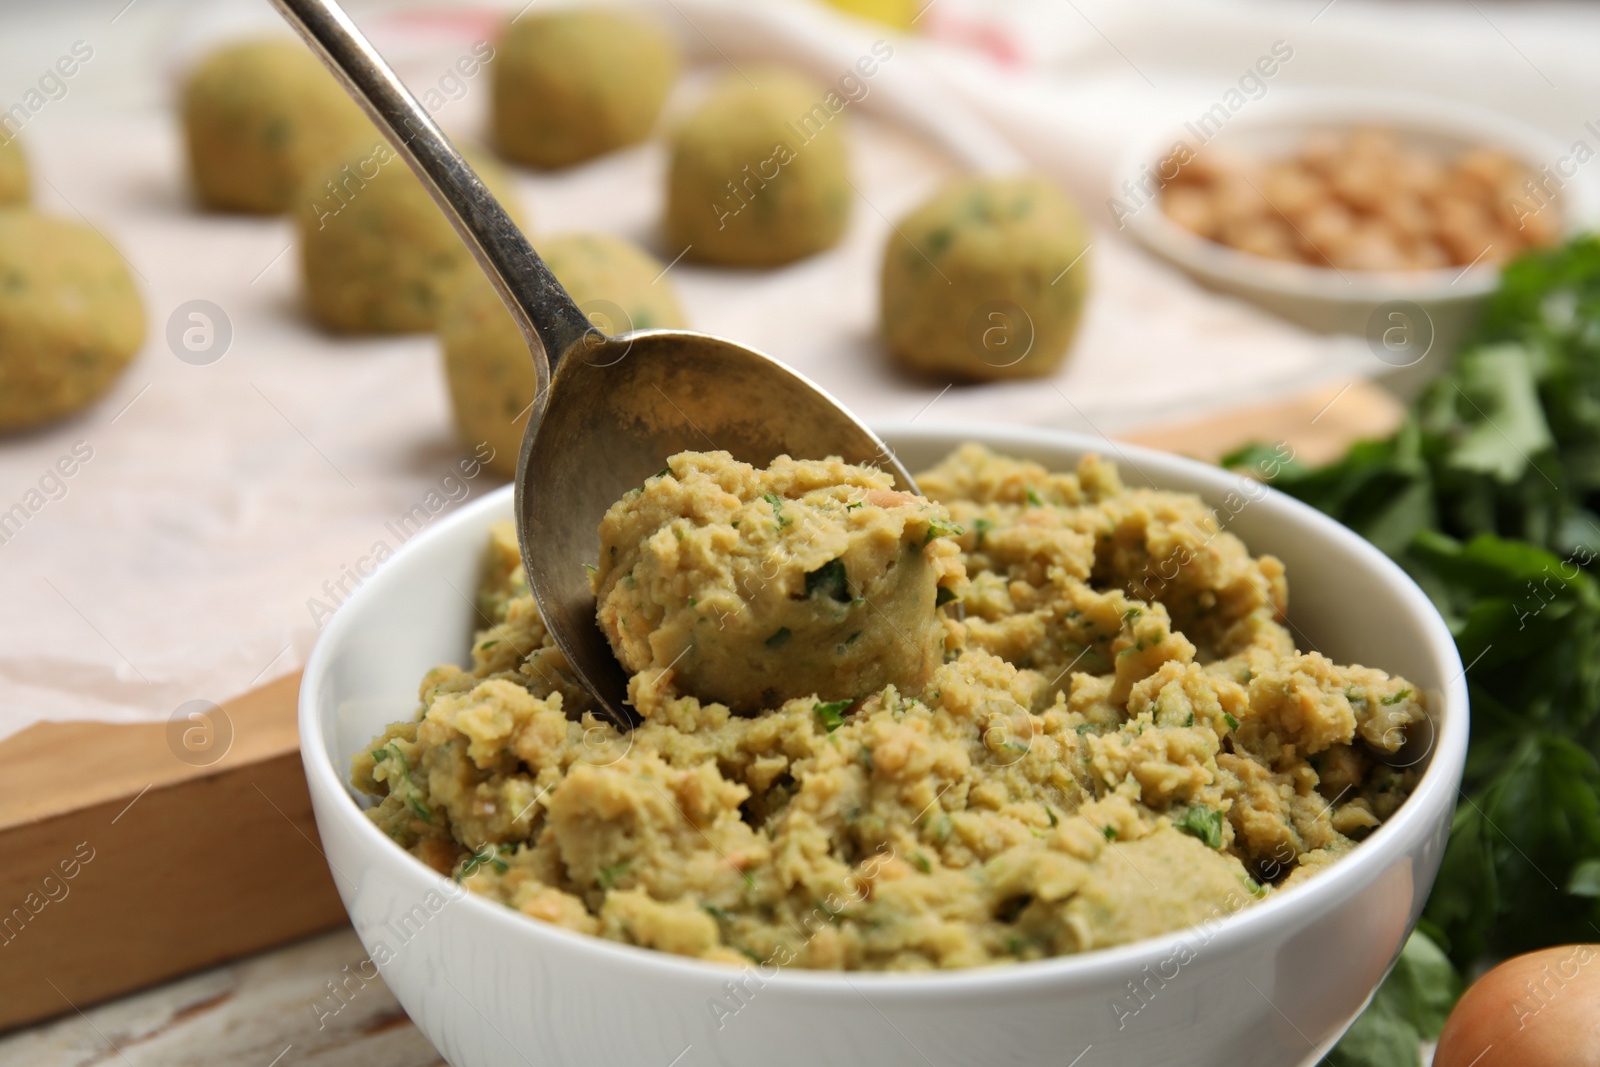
top-left (181, 38), bottom-right (374, 214)
top-left (296, 144), bottom-right (524, 334)
top-left (0, 211), bottom-right (145, 431)
top-left (491, 9), bottom-right (680, 169)
top-left (593, 451), bottom-right (964, 713)
top-left (880, 175), bottom-right (1091, 381)
top-left (665, 68), bottom-right (851, 267)
top-left (0, 136), bottom-right (27, 206)
top-left (440, 232), bottom-right (688, 477)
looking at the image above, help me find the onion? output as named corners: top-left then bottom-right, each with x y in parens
top-left (1433, 944), bottom-right (1600, 1067)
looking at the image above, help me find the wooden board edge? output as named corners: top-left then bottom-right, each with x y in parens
top-left (1121, 378), bottom-right (1404, 466)
top-left (0, 747), bottom-right (346, 1033)
top-left (0, 670), bottom-right (303, 829)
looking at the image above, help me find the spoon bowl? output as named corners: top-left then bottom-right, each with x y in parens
top-left (271, 0), bottom-right (915, 727)
top-left (519, 328), bottom-right (913, 723)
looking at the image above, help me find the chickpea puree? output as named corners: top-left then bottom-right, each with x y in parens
top-left (353, 445), bottom-right (1426, 970)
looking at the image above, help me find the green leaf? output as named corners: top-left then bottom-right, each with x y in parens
top-left (1387, 929), bottom-right (1460, 1037)
top-left (814, 698), bottom-right (852, 732)
top-left (1425, 732), bottom-right (1600, 964)
top-left (457, 843), bottom-right (514, 881)
top-left (1324, 931), bottom-right (1460, 1067)
top-left (765, 627), bottom-right (791, 649)
top-left (804, 558), bottom-right (851, 603)
top-left (1221, 441), bottom-right (1307, 479)
top-left (1476, 233), bottom-right (1600, 343)
top-left (1324, 1001), bottom-right (1422, 1067)
top-left (1567, 857), bottom-right (1600, 897)
top-left (1173, 805), bottom-right (1223, 849)
top-left (923, 518), bottom-right (965, 545)
top-left (762, 492), bottom-right (791, 529)
top-left (1427, 343), bottom-right (1554, 483)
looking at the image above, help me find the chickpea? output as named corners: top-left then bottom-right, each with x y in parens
top-left (1157, 125), bottom-right (1560, 271)
top-left (1164, 185), bottom-right (1218, 239)
top-left (1221, 217), bottom-right (1296, 261)
top-left (1169, 145), bottom-right (1246, 186)
top-left (1300, 201), bottom-right (1356, 250)
top-left (1157, 148), bottom-right (1201, 187)
top-left (1210, 172), bottom-right (1272, 227)
top-left (1438, 170), bottom-right (1494, 209)
top-left (1390, 151), bottom-right (1446, 196)
top-left (1457, 146), bottom-right (1524, 194)
top-left (1345, 127), bottom-right (1402, 161)
top-left (1296, 129), bottom-right (1345, 176)
top-left (1326, 222), bottom-right (1408, 272)
top-left (1402, 240), bottom-right (1451, 271)
top-left (1376, 193), bottom-right (1432, 241)
top-left (1261, 162), bottom-right (1325, 220)
top-left (1515, 198), bottom-right (1563, 247)
top-left (1329, 159), bottom-right (1391, 212)
top-left (1434, 196), bottom-right (1497, 261)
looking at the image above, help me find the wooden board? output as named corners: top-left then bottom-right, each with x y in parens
top-left (0, 378), bottom-right (1403, 1034)
top-left (0, 674), bottom-right (345, 1033)
top-left (1124, 379), bottom-right (1405, 466)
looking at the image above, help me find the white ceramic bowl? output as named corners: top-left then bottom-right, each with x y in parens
top-left (1116, 90), bottom-right (1600, 396)
top-left (300, 423), bottom-right (1467, 1067)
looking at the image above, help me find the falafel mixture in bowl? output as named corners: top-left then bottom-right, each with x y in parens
top-left (353, 444), bottom-right (1426, 971)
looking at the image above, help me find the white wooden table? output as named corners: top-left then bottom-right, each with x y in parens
top-left (0, 928), bottom-right (444, 1066)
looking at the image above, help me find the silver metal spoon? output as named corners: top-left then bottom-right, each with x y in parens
top-left (272, 0), bottom-right (916, 728)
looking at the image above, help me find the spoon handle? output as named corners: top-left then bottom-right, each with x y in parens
top-left (269, 0), bottom-right (593, 397)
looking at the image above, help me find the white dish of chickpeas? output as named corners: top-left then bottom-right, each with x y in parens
top-left (1115, 90), bottom-right (1599, 386)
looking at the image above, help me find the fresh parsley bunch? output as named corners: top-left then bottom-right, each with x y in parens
top-left (1225, 236), bottom-right (1600, 1066)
